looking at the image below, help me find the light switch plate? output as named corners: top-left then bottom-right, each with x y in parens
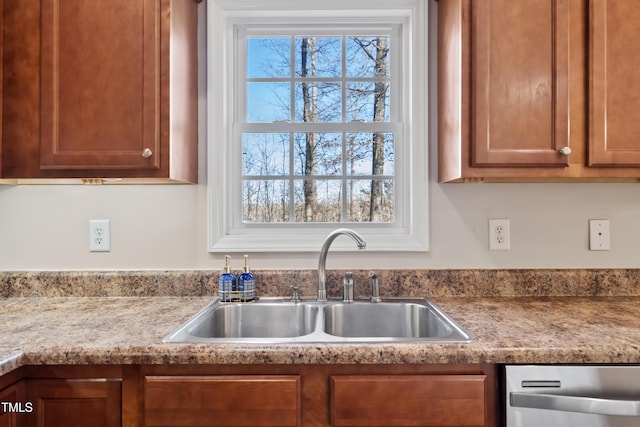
top-left (589, 219), bottom-right (610, 251)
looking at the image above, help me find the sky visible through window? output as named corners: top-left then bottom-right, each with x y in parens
top-left (240, 34), bottom-right (395, 224)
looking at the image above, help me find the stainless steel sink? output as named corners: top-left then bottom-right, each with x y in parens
top-left (163, 297), bottom-right (472, 344)
top-left (189, 302), bottom-right (318, 338)
top-left (323, 301), bottom-right (468, 340)
top-left (164, 299), bottom-right (319, 343)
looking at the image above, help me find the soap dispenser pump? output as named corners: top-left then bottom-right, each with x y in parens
top-left (238, 254), bottom-right (256, 302)
top-left (219, 255), bottom-right (236, 302)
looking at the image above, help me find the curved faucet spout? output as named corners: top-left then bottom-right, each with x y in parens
top-left (317, 228), bottom-right (366, 302)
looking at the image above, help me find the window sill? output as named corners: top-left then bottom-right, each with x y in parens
top-left (208, 231), bottom-right (428, 253)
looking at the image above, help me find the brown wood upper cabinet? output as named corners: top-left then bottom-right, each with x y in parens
top-left (1, 0), bottom-right (198, 183)
top-left (589, 0), bottom-right (640, 167)
top-left (439, 0), bottom-right (640, 182)
top-left (472, 0), bottom-right (570, 169)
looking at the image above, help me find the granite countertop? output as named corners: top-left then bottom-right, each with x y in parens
top-left (2, 294), bottom-right (640, 375)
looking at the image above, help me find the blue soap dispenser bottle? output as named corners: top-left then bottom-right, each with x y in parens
top-left (238, 254), bottom-right (255, 302)
top-left (219, 255), bottom-right (236, 302)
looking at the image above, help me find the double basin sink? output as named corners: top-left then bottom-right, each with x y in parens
top-left (164, 297), bottom-right (472, 344)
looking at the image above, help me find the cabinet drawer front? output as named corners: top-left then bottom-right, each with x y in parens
top-left (331, 375), bottom-right (486, 427)
top-left (144, 375), bottom-right (300, 427)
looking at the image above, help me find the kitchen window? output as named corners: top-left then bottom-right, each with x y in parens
top-left (207, 0), bottom-right (428, 252)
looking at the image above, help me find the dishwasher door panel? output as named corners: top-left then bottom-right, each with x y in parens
top-left (506, 365), bottom-right (640, 427)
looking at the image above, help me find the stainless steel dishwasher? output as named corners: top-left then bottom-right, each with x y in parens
top-left (506, 365), bottom-right (640, 427)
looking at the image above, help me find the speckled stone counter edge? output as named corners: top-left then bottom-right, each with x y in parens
top-left (0, 350), bottom-right (24, 376)
top-left (2, 269), bottom-right (639, 298)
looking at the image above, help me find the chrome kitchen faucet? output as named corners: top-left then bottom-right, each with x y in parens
top-left (317, 228), bottom-right (366, 302)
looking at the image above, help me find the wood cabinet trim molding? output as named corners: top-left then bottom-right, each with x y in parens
top-left (438, 0), bottom-right (467, 182)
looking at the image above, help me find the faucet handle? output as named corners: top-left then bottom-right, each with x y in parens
top-left (369, 271), bottom-right (382, 303)
top-left (290, 285), bottom-right (301, 303)
top-left (343, 272), bottom-right (354, 302)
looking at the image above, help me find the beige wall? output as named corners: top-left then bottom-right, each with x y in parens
top-left (1, 2), bottom-right (639, 271)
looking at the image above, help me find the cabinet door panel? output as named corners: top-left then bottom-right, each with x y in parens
top-left (144, 375), bottom-right (300, 427)
top-left (472, 0), bottom-right (570, 167)
top-left (39, 0), bottom-right (160, 170)
top-left (331, 375), bottom-right (486, 427)
top-left (589, 0), bottom-right (640, 166)
top-left (0, 381), bottom-right (25, 427)
top-left (26, 379), bottom-right (121, 427)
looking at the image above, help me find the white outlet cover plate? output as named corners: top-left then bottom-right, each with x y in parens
top-left (89, 219), bottom-right (111, 252)
top-left (589, 219), bottom-right (610, 251)
top-left (489, 218), bottom-right (510, 251)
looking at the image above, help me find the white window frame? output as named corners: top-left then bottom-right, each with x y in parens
top-left (207, 0), bottom-right (428, 253)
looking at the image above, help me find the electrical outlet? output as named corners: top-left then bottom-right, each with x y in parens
top-left (589, 219), bottom-right (610, 251)
top-left (89, 219), bottom-right (111, 252)
top-left (489, 219), bottom-right (510, 251)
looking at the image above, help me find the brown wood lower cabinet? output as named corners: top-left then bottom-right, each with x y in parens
top-left (0, 364), bottom-right (497, 427)
top-left (331, 375), bottom-right (487, 427)
top-left (0, 381), bottom-right (25, 427)
top-left (141, 365), bottom-right (497, 427)
top-left (144, 375), bottom-right (300, 427)
top-left (26, 379), bottom-right (121, 427)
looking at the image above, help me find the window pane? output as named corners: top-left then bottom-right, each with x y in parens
top-left (346, 132), bottom-right (394, 176)
top-left (295, 37), bottom-right (342, 78)
top-left (294, 82), bottom-right (341, 122)
top-left (242, 133), bottom-right (290, 176)
top-left (294, 179), bottom-right (342, 222)
top-left (243, 180), bottom-right (290, 223)
top-left (294, 133), bottom-right (342, 176)
top-left (347, 179), bottom-right (394, 223)
top-left (247, 37), bottom-right (291, 78)
top-left (247, 82), bottom-right (290, 122)
top-left (346, 36), bottom-right (390, 78)
top-left (346, 82), bottom-right (390, 122)
top-left (238, 31), bottom-right (399, 227)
